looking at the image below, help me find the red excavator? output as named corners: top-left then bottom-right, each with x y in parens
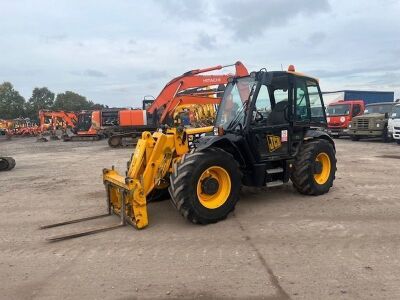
top-left (107, 61), bottom-right (248, 147)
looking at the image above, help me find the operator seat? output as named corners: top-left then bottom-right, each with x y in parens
top-left (267, 100), bottom-right (288, 125)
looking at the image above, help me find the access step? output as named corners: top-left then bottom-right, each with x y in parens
top-left (266, 167), bottom-right (283, 174)
top-left (266, 180), bottom-right (284, 187)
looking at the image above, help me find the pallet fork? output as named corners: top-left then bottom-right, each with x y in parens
top-left (41, 126), bottom-right (213, 241)
top-left (40, 183), bottom-right (129, 242)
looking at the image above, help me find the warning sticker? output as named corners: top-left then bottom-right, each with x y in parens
top-left (281, 130), bottom-right (288, 142)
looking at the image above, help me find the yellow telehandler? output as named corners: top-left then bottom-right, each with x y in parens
top-left (42, 66), bottom-right (337, 241)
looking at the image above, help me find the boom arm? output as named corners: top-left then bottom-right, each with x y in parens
top-left (103, 126), bottom-right (214, 229)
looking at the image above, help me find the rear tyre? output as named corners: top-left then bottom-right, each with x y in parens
top-left (381, 127), bottom-right (389, 143)
top-left (350, 135), bottom-right (359, 141)
top-left (108, 135), bottom-right (122, 148)
top-left (0, 158), bottom-right (9, 171)
top-left (291, 139), bottom-right (336, 195)
top-left (0, 157), bottom-right (15, 171)
top-left (169, 148), bottom-right (241, 224)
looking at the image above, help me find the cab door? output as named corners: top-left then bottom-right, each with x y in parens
top-left (247, 74), bottom-right (293, 161)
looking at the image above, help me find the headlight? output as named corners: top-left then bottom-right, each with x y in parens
top-left (340, 117), bottom-right (346, 123)
top-left (327, 117), bottom-right (330, 123)
top-left (348, 124), bottom-right (352, 128)
top-left (213, 127), bottom-right (219, 136)
top-left (376, 123), bottom-right (380, 128)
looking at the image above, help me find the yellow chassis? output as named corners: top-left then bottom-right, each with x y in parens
top-left (102, 126), bottom-right (214, 229)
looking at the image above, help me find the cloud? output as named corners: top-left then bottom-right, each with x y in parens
top-left (154, 0), bottom-right (208, 20)
top-left (307, 31), bottom-right (327, 44)
top-left (217, 0), bottom-right (330, 40)
top-left (136, 70), bottom-right (168, 81)
top-left (196, 32), bottom-right (218, 50)
top-left (83, 69), bottom-right (107, 78)
top-left (311, 60), bottom-right (400, 79)
top-left (43, 33), bottom-right (68, 43)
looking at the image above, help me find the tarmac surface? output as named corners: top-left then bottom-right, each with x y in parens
top-left (1, 136), bottom-right (400, 299)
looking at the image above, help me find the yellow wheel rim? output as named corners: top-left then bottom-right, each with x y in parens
top-left (314, 152), bottom-right (331, 185)
top-left (196, 166), bottom-right (231, 209)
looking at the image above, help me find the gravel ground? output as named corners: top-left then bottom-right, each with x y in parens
top-left (0, 136), bottom-right (399, 299)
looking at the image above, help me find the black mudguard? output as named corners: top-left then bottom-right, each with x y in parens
top-left (196, 134), bottom-right (247, 167)
top-left (305, 129), bottom-right (335, 149)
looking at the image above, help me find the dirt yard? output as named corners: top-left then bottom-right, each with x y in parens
top-left (0, 136), bottom-right (399, 299)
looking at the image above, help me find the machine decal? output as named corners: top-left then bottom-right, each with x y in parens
top-left (267, 135), bottom-right (281, 152)
top-left (281, 130), bottom-right (288, 142)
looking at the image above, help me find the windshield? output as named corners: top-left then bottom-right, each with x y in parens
top-left (391, 106), bottom-right (400, 119)
top-left (215, 77), bottom-right (256, 130)
top-left (364, 104), bottom-right (393, 114)
top-left (326, 104), bottom-right (350, 116)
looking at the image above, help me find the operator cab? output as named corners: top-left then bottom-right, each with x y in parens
top-left (214, 68), bottom-right (327, 160)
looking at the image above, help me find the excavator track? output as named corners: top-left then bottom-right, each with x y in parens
top-left (0, 157), bottom-right (16, 171)
top-left (63, 135), bottom-right (102, 142)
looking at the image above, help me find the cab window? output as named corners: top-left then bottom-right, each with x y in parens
top-left (295, 79), bottom-right (310, 122)
top-left (352, 104), bottom-right (361, 117)
top-left (307, 81), bottom-right (325, 123)
top-left (253, 85), bottom-right (271, 121)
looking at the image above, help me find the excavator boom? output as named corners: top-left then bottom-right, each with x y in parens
top-left (147, 61), bottom-right (248, 124)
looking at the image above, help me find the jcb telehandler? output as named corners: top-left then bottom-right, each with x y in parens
top-left (42, 66), bottom-right (336, 241)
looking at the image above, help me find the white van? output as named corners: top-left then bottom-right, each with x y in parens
top-left (388, 103), bottom-right (400, 144)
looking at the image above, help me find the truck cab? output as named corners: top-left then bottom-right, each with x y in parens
top-left (326, 100), bottom-right (364, 137)
top-left (388, 103), bottom-right (400, 144)
top-left (348, 102), bottom-right (396, 142)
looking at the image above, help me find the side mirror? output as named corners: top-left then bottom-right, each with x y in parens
top-left (384, 112), bottom-right (389, 118)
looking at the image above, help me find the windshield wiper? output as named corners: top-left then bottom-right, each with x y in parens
top-left (226, 101), bottom-right (247, 131)
top-left (226, 84), bottom-right (256, 131)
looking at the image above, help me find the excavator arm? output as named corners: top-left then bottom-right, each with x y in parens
top-left (147, 61), bottom-right (248, 124)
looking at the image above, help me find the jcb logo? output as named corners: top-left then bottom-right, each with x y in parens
top-left (267, 135), bottom-right (281, 152)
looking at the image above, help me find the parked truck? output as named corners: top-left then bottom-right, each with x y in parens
top-left (326, 100), bottom-right (364, 137)
top-left (348, 102), bottom-right (396, 142)
top-left (323, 90), bottom-right (394, 106)
top-left (388, 102), bottom-right (400, 144)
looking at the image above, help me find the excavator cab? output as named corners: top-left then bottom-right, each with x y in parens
top-left (142, 97), bottom-right (155, 110)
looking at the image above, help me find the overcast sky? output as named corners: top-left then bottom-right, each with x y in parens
top-left (1, 0), bottom-right (399, 107)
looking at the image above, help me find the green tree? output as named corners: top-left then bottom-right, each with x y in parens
top-left (53, 91), bottom-right (92, 112)
top-left (25, 87), bottom-right (55, 120)
top-left (90, 102), bottom-right (106, 110)
top-left (0, 82), bottom-right (26, 119)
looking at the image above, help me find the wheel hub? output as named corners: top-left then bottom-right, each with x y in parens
top-left (313, 161), bottom-right (323, 174)
top-left (201, 177), bottom-right (219, 195)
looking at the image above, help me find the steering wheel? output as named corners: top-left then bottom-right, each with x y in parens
top-left (255, 110), bottom-right (264, 122)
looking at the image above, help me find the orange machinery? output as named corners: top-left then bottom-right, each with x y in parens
top-left (63, 108), bottom-right (124, 141)
top-left (107, 61), bottom-right (248, 147)
top-left (38, 110), bottom-right (77, 132)
top-left (0, 119), bottom-right (13, 139)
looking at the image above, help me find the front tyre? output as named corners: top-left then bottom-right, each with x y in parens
top-left (291, 139), bottom-right (336, 195)
top-left (169, 148), bottom-right (241, 224)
